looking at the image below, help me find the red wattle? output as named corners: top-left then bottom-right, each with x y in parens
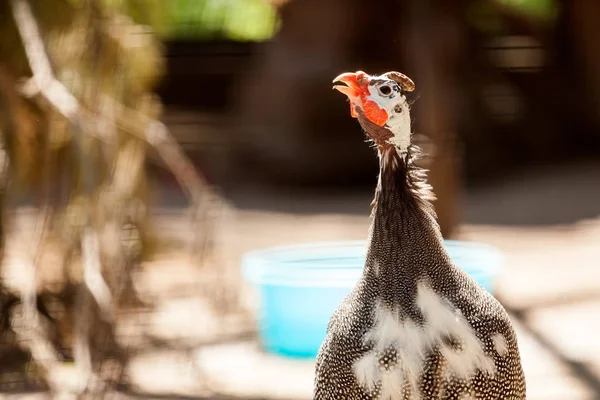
top-left (362, 99), bottom-right (388, 126)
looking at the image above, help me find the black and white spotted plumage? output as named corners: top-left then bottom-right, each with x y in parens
top-left (314, 73), bottom-right (526, 399)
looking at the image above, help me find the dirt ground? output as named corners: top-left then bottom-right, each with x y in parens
top-left (2, 161), bottom-right (600, 399)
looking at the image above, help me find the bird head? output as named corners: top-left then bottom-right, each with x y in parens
top-left (333, 70), bottom-right (415, 153)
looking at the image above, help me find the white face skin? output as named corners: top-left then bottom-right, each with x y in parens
top-left (363, 75), bottom-right (412, 153)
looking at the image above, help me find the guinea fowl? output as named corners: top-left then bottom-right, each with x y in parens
top-left (314, 71), bottom-right (526, 399)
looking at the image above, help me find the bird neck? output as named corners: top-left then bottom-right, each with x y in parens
top-left (364, 146), bottom-right (448, 305)
top-left (385, 107), bottom-right (412, 155)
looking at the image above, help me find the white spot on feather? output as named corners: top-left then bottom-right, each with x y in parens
top-left (353, 352), bottom-right (379, 391)
top-left (380, 369), bottom-right (406, 400)
top-left (417, 286), bottom-right (496, 379)
top-left (492, 333), bottom-right (509, 357)
top-left (353, 282), bottom-right (495, 399)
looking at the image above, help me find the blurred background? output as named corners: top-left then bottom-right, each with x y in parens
top-left (1, 0), bottom-right (600, 398)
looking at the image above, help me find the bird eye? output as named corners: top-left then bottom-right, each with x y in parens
top-left (378, 85), bottom-right (392, 96)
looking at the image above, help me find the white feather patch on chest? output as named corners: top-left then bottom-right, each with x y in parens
top-left (492, 333), bottom-right (509, 357)
top-left (353, 282), bottom-right (496, 399)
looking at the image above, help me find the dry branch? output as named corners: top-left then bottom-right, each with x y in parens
top-left (10, 4), bottom-right (112, 386)
top-left (12, 0), bottom-right (215, 254)
top-left (8, 0), bottom-right (217, 393)
top-left (12, 0), bottom-right (212, 199)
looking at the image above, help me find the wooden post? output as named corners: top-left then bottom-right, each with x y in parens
top-left (231, 0), bottom-right (368, 185)
top-left (404, 0), bottom-right (464, 237)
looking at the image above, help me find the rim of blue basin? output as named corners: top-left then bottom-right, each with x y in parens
top-left (242, 240), bottom-right (503, 287)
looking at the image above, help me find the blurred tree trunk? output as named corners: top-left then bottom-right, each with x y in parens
top-left (232, 0), bottom-right (376, 186)
top-left (568, 1), bottom-right (600, 131)
top-left (404, 0), bottom-right (465, 237)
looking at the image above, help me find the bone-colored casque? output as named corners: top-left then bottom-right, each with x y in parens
top-left (313, 71), bottom-right (526, 399)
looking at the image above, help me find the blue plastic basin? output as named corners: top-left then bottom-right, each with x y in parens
top-left (241, 240), bottom-right (503, 359)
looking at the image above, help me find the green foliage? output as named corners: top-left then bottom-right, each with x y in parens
top-left (466, 1), bottom-right (507, 35)
top-left (102, 0), bottom-right (167, 35)
top-left (17, 0), bottom-right (279, 43)
top-left (466, 0), bottom-right (559, 35)
top-left (159, 0), bottom-right (279, 41)
top-left (499, 0), bottom-right (559, 22)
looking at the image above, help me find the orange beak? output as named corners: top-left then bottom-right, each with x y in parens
top-left (332, 72), bottom-right (366, 98)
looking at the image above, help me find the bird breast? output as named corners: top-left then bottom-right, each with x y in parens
top-left (353, 282), bottom-right (499, 399)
